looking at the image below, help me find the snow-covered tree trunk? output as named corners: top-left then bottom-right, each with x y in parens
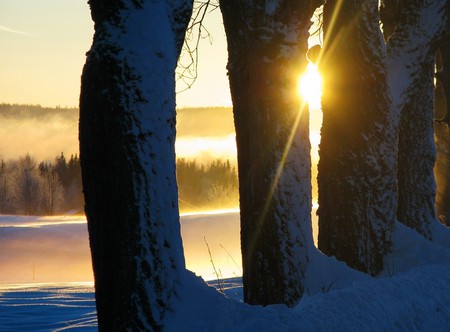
top-left (79, 0), bottom-right (191, 330)
top-left (386, 0), bottom-right (447, 239)
top-left (318, 0), bottom-right (396, 275)
top-left (438, 32), bottom-right (450, 126)
top-left (220, 0), bottom-right (320, 306)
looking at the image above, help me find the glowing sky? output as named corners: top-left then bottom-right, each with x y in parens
top-left (0, 4), bottom-right (324, 284)
top-left (0, 1), bottom-right (230, 108)
top-left (0, 1), bottom-right (322, 184)
top-left (0, 1), bottom-right (92, 107)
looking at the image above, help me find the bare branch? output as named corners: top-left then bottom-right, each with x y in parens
top-left (176, 0), bottom-right (219, 93)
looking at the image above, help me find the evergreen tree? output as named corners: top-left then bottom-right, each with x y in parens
top-left (65, 154), bottom-right (83, 211)
top-left (54, 152), bottom-right (70, 188)
top-left (176, 158), bottom-right (238, 211)
top-left (176, 158), bottom-right (205, 209)
top-left (12, 155), bottom-right (41, 215)
top-left (0, 159), bottom-right (11, 214)
top-left (38, 161), bottom-right (65, 215)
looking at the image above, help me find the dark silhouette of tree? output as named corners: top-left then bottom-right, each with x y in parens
top-left (220, 0), bottom-right (322, 306)
top-left (318, 0), bottom-right (450, 274)
top-left (79, 0), bottom-right (192, 330)
top-left (434, 27), bottom-right (450, 226)
top-left (435, 121), bottom-right (450, 226)
top-left (12, 155), bottom-right (41, 215)
top-left (38, 161), bottom-right (65, 215)
top-left (382, 0), bottom-right (448, 239)
top-left (176, 158), bottom-right (238, 211)
top-left (0, 159), bottom-right (11, 214)
top-left (53, 153), bottom-right (70, 188)
top-left (176, 158), bottom-right (206, 209)
top-left (318, 0), bottom-right (396, 275)
top-left (64, 154), bottom-right (83, 211)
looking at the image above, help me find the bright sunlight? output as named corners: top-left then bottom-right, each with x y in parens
top-left (298, 63), bottom-right (322, 109)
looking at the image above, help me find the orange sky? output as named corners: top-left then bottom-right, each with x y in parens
top-left (0, 1), bottom-right (322, 198)
top-left (0, 2), bottom-right (321, 109)
top-left (0, 1), bottom-right (230, 108)
top-left (0, 3), bottom-right (324, 285)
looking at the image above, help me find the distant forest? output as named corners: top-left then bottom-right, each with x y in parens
top-left (177, 158), bottom-right (238, 212)
top-left (0, 104), bottom-right (238, 215)
top-left (0, 103), bottom-right (78, 119)
top-left (0, 103), bottom-right (234, 136)
top-left (0, 153), bottom-right (238, 215)
top-left (0, 153), bottom-right (82, 215)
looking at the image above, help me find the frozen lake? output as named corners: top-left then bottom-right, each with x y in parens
top-left (0, 212), bottom-right (243, 331)
top-left (1, 213), bottom-right (450, 331)
top-left (0, 211), bottom-right (243, 284)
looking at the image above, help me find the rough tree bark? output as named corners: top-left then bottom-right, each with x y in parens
top-left (79, 0), bottom-right (191, 330)
top-left (385, 0), bottom-right (447, 238)
top-left (437, 28), bottom-right (450, 126)
top-left (219, 0), bottom-right (321, 306)
top-left (318, 0), bottom-right (396, 275)
top-left (435, 23), bottom-right (450, 226)
top-left (434, 121), bottom-right (450, 226)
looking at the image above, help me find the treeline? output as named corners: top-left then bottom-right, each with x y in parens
top-left (0, 153), bottom-right (83, 215)
top-left (0, 104), bottom-right (234, 137)
top-left (0, 154), bottom-right (238, 215)
top-left (0, 103), bottom-right (78, 121)
top-left (177, 158), bottom-right (239, 211)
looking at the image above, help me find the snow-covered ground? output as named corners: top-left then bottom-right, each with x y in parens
top-left (0, 282), bottom-right (97, 331)
top-left (1, 213), bottom-right (450, 331)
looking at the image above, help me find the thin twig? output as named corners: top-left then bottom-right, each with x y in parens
top-left (219, 243), bottom-right (241, 272)
top-left (176, 0), bottom-right (219, 93)
top-left (204, 236), bottom-right (225, 293)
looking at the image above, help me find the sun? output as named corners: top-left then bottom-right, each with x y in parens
top-left (298, 63), bottom-right (322, 109)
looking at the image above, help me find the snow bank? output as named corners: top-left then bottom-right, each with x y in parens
top-left (166, 220), bottom-right (450, 331)
top-left (0, 283), bottom-right (97, 331)
top-left (166, 262), bottom-right (450, 331)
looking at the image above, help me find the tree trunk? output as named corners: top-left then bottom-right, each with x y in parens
top-left (220, 0), bottom-right (320, 306)
top-left (435, 26), bottom-right (450, 226)
top-left (437, 25), bottom-right (450, 126)
top-left (318, 0), bottom-right (396, 275)
top-left (79, 0), bottom-right (191, 330)
top-left (386, 0), bottom-right (447, 239)
top-left (435, 122), bottom-right (450, 226)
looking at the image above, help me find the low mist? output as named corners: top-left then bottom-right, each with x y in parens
top-left (0, 216), bottom-right (92, 284)
top-left (0, 105), bottom-right (237, 163)
top-left (0, 213), bottom-right (243, 283)
top-left (0, 105), bottom-right (78, 162)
